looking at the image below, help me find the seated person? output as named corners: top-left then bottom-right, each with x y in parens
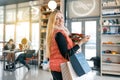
top-left (3, 39), bottom-right (16, 63)
top-left (20, 38), bottom-right (32, 51)
top-left (15, 50), bottom-right (35, 70)
top-left (15, 38), bottom-right (33, 70)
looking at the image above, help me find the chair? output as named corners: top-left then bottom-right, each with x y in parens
top-left (25, 50), bottom-right (37, 65)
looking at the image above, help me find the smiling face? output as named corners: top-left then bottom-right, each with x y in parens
top-left (55, 12), bottom-right (64, 27)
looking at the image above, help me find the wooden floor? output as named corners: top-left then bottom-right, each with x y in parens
top-left (0, 62), bottom-right (120, 80)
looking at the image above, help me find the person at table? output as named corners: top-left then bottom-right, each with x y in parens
top-left (3, 39), bottom-right (16, 63)
top-left (15, 38), bottom-right (33, 70)
top-left (19, 38), bottom-right (32, 51)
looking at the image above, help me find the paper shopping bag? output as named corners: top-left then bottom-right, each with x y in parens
top-left (61, 62), bottom-right (80, 80)
top-left (61, 62), bottom-right (93, 80)
top-left (70, 52), bottom-right (91, 76)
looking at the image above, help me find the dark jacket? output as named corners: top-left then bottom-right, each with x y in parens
top-left (3, 43), bottom-right (16, 50)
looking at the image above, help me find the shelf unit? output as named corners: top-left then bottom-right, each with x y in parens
top-left (101, 0), bottom-right (120, 75)
top-left (39, 0), bottom-right (61, 68)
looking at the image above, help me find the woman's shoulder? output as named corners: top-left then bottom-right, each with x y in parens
top-left (54, 29), bottom-right (65, 34)
top-left (55, 32), bottom-right (66, 40)
top-left (5, 42), bottom-right (9, 46)
top-left (56, 32), bottom-right (63, 36)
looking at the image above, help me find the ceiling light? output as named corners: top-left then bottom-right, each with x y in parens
top-left (48, 0), bottom-right (57, 11)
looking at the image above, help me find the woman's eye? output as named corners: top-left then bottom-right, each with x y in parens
top-left (56, 18), bottom-right (59, 20)
top-left (56, 16), bottom-right (63, 20)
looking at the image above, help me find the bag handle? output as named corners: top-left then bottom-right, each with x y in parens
top-left (66, 48), bottom-right (76, 60)
top-left (69, 48), bottom-right (80, 56)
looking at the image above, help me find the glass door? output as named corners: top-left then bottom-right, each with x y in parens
top-left (71, 22), bottom-right (82, 51)
top-left (71, 22), bottom-right (82, 34)
top-left (71, 19), bottom-right (99, 60)
top-left (85, 21), bottom-right (97, 59)
top-left (71, 19), bottom-right (99, 67)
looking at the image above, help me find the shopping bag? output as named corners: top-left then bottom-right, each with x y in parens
top-left (61, 62), bottom-right (78, 80)
top-left (61, 62), bottom-right (92, 80)
top-left (69, 52), bottom-right (91, 76)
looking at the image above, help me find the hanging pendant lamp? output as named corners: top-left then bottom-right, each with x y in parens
top-left (48, 0), bottom-right (57, 11)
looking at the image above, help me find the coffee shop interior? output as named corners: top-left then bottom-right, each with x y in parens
top-left (0, 0), bottom-right (120, 80)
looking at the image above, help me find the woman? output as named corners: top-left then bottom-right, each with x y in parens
top-left (15, 38), bottom-right (32, 70)
top-left (4, 39), bottom-right (16, 63)
top-left (46, 10), bottom-right (90, 80)
top-left (20, 38), bottom-right (32, 50)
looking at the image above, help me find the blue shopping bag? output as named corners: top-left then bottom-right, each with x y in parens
top-left (70, 52), bottom-right (91, 76)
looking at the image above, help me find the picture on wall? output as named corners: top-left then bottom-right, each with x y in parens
top-left (68, 0), bottom-right (100, 18)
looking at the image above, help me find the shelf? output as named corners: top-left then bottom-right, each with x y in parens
top-left (41, 18), bottom-right (48, 21)
top-left (102, 5), bottom-right (120, 9)
top-left (102, 24), bottom-right (120, 27)
top-left (41, 27), bottom-right (47, 29)
top-left (102, 34), bottom-right (120, 36)
top-left (102, 62), bottom-right (120, 74)
top-left (102, 54), bottom-right (120, 56)
top-left (39, 0), bottom-right (61, 69)
top-left (101, 0), bottom-right (120, 76)
top-left (42, 11), bottom-right (52, 14)
top-left (102, 14), bottom-right (120, 18)
top-left (102, 62), bottom-right (120, 66)
top-left (41, 25), bottom-right (47, 27)
top-left (102, 44), bottom-right (120, 47)
top-left (102, 70), bottom-right (120, 75)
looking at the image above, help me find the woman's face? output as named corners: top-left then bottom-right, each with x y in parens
top-left (9, 41), bottom-right (13, 45)
top-left (55, 12), bottom-right (64, 27)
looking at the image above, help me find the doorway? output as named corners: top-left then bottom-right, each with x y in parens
top-left (70, 18), bottom-right (100, 67)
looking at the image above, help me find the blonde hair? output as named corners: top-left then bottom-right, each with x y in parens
top-left (46, 10), bottom-right (62, 58)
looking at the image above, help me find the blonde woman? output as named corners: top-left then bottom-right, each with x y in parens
top-left (15, 38), bottom-right (32, 70)
top-left (46, 10), bottom-right (90, 80)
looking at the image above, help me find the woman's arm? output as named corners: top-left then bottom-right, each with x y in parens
top-left (4, 43), bottom-right (9, 50)
top-left (12, 44), bottom-right (16, 49)
top-left (55, 32), bottom-right (80, 59)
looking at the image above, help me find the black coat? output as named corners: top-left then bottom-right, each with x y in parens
top-left (3, 43), bottom-right (16, 50)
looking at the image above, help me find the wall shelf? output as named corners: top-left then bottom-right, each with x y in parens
top-left (102, 24), bottom-right (120, 27)
top-left (102, 54), bottom-right (120, 56)
top-left (101, 0), bottom-right (120, 76)
top-left (102, 5), bottom-right (120, 9)
top-left (102, 15), bottom-right (120, 18)
top-left (102, 44), bottom-right (120, 47)
top-left (102, 34), bottom-right (120, 36)
top-left (39, 0), bottom-right (61, 69)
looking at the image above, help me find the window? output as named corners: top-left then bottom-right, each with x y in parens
top-left (0, 24), bottom-right (3, 55)
top-left (31, 23), bottom-right (39, 50)
top-left (0, 24), bottom-right (3, 41)
top-left (0, 2), bottom-right (40, 50)
top-left (18, 7), bottom-right (30, 22)
top-left (0, 6), bottom-right (4, 23)
top-left (6, 9), bottom-right (16, 23)
top-left (16, 22), bottom-right (29, 47)
top-left (31, 6), bottom-right (39, 22)
top-left (5, 24), bottom-right (15, 41)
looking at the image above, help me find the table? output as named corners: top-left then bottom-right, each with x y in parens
top-left (0, 50), bottom-right (24, 71)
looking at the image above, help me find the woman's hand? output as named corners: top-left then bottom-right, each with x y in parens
top-left (78, 35), bottom-right (90, 45)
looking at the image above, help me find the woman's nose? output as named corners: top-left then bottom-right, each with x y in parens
top-left (59, 18), bottom-right (63, 22)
